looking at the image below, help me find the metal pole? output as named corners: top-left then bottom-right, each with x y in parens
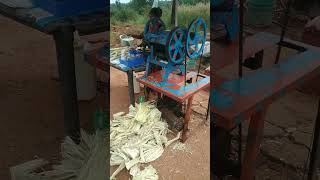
top-left (206, 97), bottom-right (210, 121)
top-left (238, 0), bottom-right (244, 169)
top-left (196, 55), bottom-right (203, 82)
top-left (274, 0), bottom-right (293, 64)
top-left (239, 0), bottom-right (244, 78)
top-left (53, 25), bottom-right (80, 144)
top-left (127, 69), bottom-right (135, 106)
top-left (184, 56), bottom-right (187, 86)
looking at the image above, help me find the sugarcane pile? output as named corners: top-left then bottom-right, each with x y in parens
top-left (10, 130), bottom-right (107, 180)
top-left (110, 101), bottom-right (180, 180)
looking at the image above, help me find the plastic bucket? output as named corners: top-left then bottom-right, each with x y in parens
top-left (120, 35), bottom-right (134, 47)
top-left (246, 0), bottom-right (275, 27)
top-left (74, 34), bottom-right (96, 101)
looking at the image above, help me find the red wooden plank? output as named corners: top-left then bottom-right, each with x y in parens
top-left (137, 70), bottom-right (210, 103)
top-left (142, 71), bottom-right (197, 86)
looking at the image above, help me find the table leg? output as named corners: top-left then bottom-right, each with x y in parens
top-left (104, 74), bottom-right (110, 121)
top-left (181, 96), bottom-right (194, 142)
top-left (205, 97), bottom-right (210, 123)
top-left (240, 108), bottom-right (267, 180)
top-left (212, 115), bottom-right (241, 178)
top-left (127, 70), bottom-right (135, 106)
top-left (308, 99), bottom-right (320, 180)
top-left (53, 26), bottom-right (80, 143)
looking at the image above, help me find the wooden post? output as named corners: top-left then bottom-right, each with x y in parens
top-left (53, 25), bottom-right (80, 144)
top-left (171, 0), bottom-right (178, 26)
top-left (240, 107), bottom-right (268, 180)
top-left (308, 99), bottom-right (320, 180)
top-left (181, 96), bottom-right (194, 142)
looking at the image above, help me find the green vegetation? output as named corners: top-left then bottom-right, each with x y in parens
top-left (110, 0), bottom-right (210, 29)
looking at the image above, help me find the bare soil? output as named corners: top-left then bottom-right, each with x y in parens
top-left (0, 15), bottom-right (101, 180)
top-left (111, 25), bottom-right (144, 48)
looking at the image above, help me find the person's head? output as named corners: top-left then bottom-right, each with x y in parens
top-left (149, 7), bottom-right (162, 19)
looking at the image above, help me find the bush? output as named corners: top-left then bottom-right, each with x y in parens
top-left (111, 6), bottom-right (137, 23)
top-left (177, 3), bottom-right (210, 29)
top-left (111, 2), bottom-right (210, 30)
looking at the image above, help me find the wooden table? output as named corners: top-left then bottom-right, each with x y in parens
top-left (138, 70), bottom-right (210, 142)
top-left (0, 1), bottom-right (107, 143)
top-left (212, 32), bottom-right (320, 179)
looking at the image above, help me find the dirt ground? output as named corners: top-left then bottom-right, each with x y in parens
top-left (111, 25), bottom-right (144, 48)
top-left (0, 15), bottom-right (102, 180)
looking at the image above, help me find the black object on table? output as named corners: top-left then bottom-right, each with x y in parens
top-left (0, 2), bottom-right (108, 143)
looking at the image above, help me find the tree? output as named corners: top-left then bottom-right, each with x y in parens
top-left (131, 0), bottom-right (152, 9)
top-left (171, 0), bottom-right (178, 26)
top-left (115, 0), bottom-right (121, 8)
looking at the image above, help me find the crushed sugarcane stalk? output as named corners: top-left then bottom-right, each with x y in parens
top-left (10, 130), bottom-right (107, 180)
top-left (110, 101), bottom-right (181, 180)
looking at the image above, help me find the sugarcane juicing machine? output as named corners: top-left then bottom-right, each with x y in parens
top-left (212, 0), bottom-right (239, 41)
top-left (138, 17), bottom-right (210, 142)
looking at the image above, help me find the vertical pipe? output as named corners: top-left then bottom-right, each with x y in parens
top-left (239, 0), bottom-right (244, 78)
top-left (196, 55), bottom-right (203, 82)
top-left (238, 123), bottom-right (242, 167)
top-left (274, 0), bottom-right (293, 64)
top-left (127, 69), bottom-right (135, 106)
top-left (184, 56), bottom-right (187, 86)
top-left (238, 0), bottom-right (244, 169)
top-left (206, 97), bottom-right (210, 121)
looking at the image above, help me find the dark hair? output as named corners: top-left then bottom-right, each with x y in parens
top-left (149, 7), bottom-right (162, 18)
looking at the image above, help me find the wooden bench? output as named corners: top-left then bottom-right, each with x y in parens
top-left (212, 32), bottom-right (320, 179)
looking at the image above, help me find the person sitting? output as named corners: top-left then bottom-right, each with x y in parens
top-left (130, 7), bottom-right (164, 40)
